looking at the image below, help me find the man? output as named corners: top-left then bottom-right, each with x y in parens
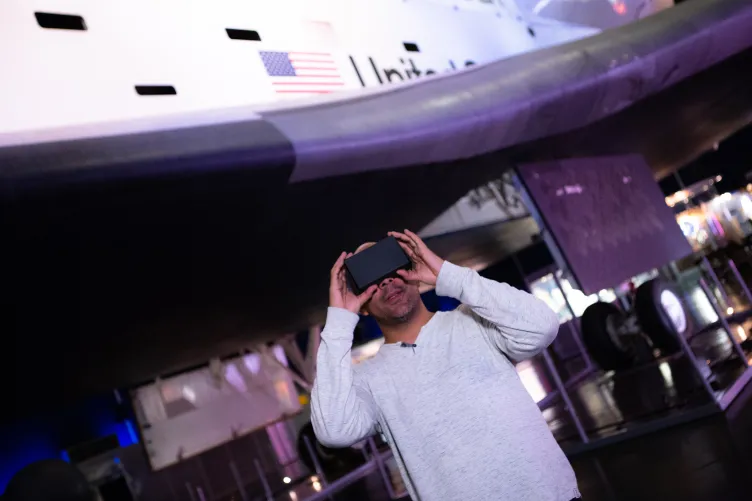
top-left (311, 230), bottom-right (580, 501)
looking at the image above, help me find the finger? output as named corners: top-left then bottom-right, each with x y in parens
top-left (337, 263), bottom-right (349, 288)
top-left (389, 231), bottom-right (413, 246)
top-left (397, 269), bottom-right (420, 282)
top-left (332, 255), bottom-right (349, 295)
top-left (398, 243), bottom-right (423, 266)
top-left (330, 252), bottom-right (346, 281)
top-left (340, 254), bottom-right (353, 283)
top-left (403, 229), bottom-right (423, 250)
top-left (396, 238), bottom-right (419, 258)
top-left (357, 285), bottom-right (378, 305)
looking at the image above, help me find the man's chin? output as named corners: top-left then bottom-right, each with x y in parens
top-left (386, 305), bottom-right (413, 322)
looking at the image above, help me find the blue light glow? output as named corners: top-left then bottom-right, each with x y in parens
top-left (0, 433), bottom-right (58, 494)
top-left (1, 392), bottom-right (140, 494)
top-left (125, 420), bottom-right (139, 445)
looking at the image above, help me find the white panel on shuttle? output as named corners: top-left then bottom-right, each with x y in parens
top-left (0, 0), bottom-right (599, 139)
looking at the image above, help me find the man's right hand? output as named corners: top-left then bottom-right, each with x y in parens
top-left (330, 252), bottom-right (378, 314)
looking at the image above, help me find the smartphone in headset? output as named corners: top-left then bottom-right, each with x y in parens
top-left (344, 236), bottom-right (412, 295)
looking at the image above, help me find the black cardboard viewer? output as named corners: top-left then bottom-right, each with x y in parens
top-left (344, 236), bottom-right (412, 295)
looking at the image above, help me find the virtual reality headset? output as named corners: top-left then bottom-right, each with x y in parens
top-left (344, 236), bottom-right (412, 295)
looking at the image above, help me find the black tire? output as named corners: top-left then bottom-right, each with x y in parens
top-left (581, 301), bottom-right (633, 371)
top-left (4, 459), bottom-right (93, 501)
top-left (634, 279), bottom-right (688, 355)
top-left (297, 422), bottom-right (363, 478)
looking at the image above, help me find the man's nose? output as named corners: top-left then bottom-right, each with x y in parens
top-left (379, 277), bottom-right (394, 288)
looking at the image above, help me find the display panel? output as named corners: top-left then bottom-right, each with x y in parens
top-left (517, 155), bottom-right (692, 294)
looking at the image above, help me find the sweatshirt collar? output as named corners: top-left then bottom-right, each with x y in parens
top-left (379, 311), bottom-right (442, 349)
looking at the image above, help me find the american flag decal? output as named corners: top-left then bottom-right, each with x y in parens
top-left (259, 51), bottom-right (344, 95)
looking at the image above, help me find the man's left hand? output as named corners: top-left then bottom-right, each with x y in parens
top-left (389, 230), bottom-right (445, 287)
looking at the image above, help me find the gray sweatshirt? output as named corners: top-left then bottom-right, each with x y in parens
top-left (311, 261), bottom-right (580, 501)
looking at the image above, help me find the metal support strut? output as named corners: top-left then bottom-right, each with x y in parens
top-left (542, 348), bottom-right (589, 443)
top-left (551, 271), bottom-right (595, 372)
top-left (699, 279), bottom-right (748, 367)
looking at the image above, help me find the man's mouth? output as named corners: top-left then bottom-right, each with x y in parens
top-left (384, 288), bottom-right (404, 303)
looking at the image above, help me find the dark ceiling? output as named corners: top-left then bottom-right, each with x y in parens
top-left (659, 123), bottom-right (752, 195)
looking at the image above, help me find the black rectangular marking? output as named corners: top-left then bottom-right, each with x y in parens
top-left (35, 12), bottom-right (87, 31)
top-left (135, 85), bottom-right (177, 96)
top-left (226, 28), bottom-right (261, 41)
top-left (403, 42), bottom-right (420, 52)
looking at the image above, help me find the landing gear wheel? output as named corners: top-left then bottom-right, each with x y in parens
top-left (581, 301), bottom-right (633, 371)
top-left (297, 422), bottom-right (364, 478)
top-left (634, 279), bottom-right (688, 355)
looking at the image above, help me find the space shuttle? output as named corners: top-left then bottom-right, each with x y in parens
top-left (2, 0), bottom-right (752, 420)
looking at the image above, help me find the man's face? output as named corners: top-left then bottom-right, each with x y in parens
top-left (363, 275), bottom-right (422, 325)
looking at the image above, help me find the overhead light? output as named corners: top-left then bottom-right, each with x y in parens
top-left (181, 386), bottom-right (196, 402)
top-left (665, 190), bottom-right (689, 207)
top-left (283, 477), bottom-right (291, 484)
top-left (737, 326), bottom-right (748, 341)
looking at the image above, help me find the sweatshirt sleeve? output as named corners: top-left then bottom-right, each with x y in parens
top-left (310, 307), bottom-right (380, 448)
top-left (435, 261), bottom-right (559, 362)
